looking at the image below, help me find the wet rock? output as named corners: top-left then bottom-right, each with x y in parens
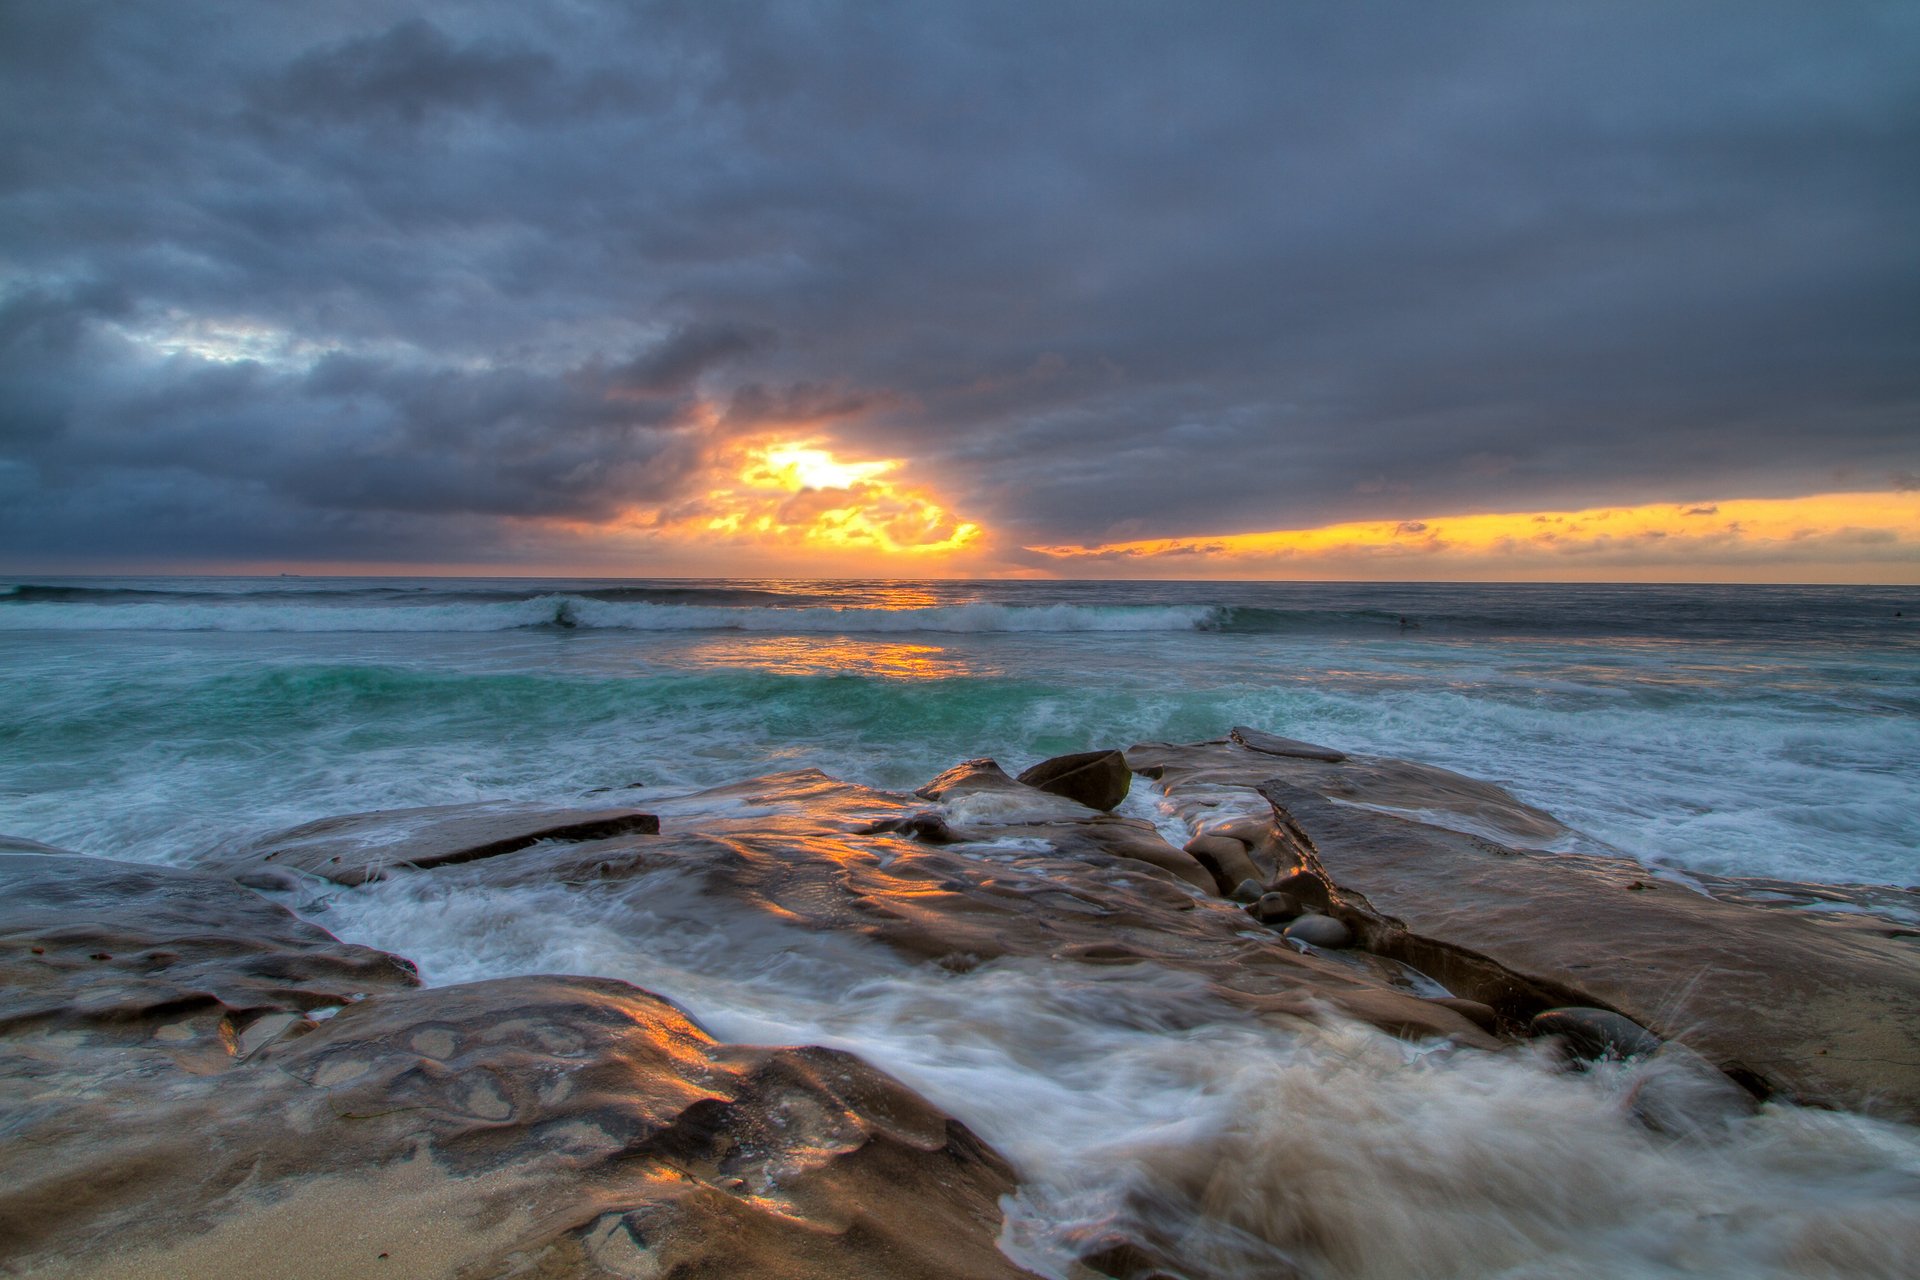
top-left (1531, 1007), bottom-right (1663, 1061)
top-left (1017, 749), bottom-right (1132, 812)
top-left (1625, 1042), bottom-right (1761, 1137)
top-left (862, 810), bottom-right (956, 843)
top-left (1216, 772), bottom-right (1920, 1120)
top-left (1130, 738), bottom-right (1569, 846)
top-left (0, 852), bottom-right (1033, 1280)
top-left (201, 803), bottom-right (661, 887)
top-left (916, 757), bottom-right (1027, 801)
top-left (1283, 914), bottom-right (1353, 949)
top-left (1231, 726), bottom-right (1348, 762)
top-left (1197, 814), bottom-right (1276, 847)
top-left (1426, 996), bottom-right (1500, 1033)
top-left (1251, 892), bottom-right (1304, 924)
top-left (465, 771), bottom-right (1499, 1051)
top-left (1037, 820), bottom-right (1216, 892)
top-left (1184, 834), bottom-right (1262, 896)
top-left (0, 849), bottom-right (419, 1053)
top-left (1270, 869), bottom-right (1332, 911)
top-left (1230, 878), bottom-right (1265, 903)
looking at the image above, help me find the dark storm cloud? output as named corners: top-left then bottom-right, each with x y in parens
top-left (0, 0), bottom-right (1916, 565)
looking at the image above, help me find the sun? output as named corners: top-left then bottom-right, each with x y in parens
top-left (748, 444), bottom-right (898, 492)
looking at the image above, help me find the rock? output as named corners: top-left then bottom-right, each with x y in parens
top-left (1197, 814), bottom-right (1275, 846)
top-left (1283, 914), bottom-right (1352, 949)
top-left (200, 802), bottom-right (660, 887)
top-left (1230, 726), bottom-right (1348, 762)
top-left (1037, 819), bottom-right (1217, 892)
top-left (1223, 773), bottom-right (1920, 1120)
top-left (0, 849), bottom-right (419, 1053)
top-left (0, 851), bottom-right (1033, 1280)
top-left (915, 760), bottom-right (1206, 888)
top-left (1183, 834), bottom-right (1263, 896)
top-left (1270, 870), bottom-right (1332, 911)
top-left (1426, 996), bottom-right (1500, 1033)
top-left (1230, 878), bottom-right (1265, 903)
top-left (1129, 738), bottom-right (1569, 847)
top-left (439, 771), bottom-right (1499, 1051)
top-left (1531, 1007), bottom-right (1663, 1061)
top-left (1625, 1043), bottom-right (1760, 1137)
top-left (916, 757), bottom-right (1028, 801)
top-left (1017, 749), bottom-right (1132, 812)
top-left (1251, 892), bottom-right (1304, 924)
top-left (863, 810), bottom-right (956, 843)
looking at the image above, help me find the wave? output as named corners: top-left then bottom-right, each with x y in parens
top-left (0, 594), bottom-right (1223, 634)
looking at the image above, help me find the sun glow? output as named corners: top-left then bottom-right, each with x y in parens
top-left (1028, 491), bottom-right (1920, 582)
top-left (562, 437), bottom-right (985, 572)
top-left (746, 444), bottom-right (898, 493)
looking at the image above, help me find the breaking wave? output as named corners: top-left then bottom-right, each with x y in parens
top-left (0, 594), bottom-right (1223, 634)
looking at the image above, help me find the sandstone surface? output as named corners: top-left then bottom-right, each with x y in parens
top-left (0, 848), bottom-right (1031, 1280)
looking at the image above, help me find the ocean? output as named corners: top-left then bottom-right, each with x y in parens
top-left (5, 575), bottom-right (1919, 1277)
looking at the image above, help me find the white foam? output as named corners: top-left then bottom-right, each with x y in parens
top-left (315, 869), bottom-right (1920, 1280)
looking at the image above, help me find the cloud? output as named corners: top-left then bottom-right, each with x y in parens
top-left (1, 1), bottom-right (1916, 571)
top-left (254, 19), bottom-right (559, 126)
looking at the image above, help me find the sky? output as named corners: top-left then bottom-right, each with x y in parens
top-left (1, 0), bottom-right (1916, 581)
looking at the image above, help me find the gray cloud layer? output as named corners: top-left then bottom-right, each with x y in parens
top-left (2, 0), bottom-right (1916, 567)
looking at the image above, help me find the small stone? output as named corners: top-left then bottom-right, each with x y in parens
top-left (1531, 1007), bottom-right (1662, 1061)
top-left (1250, 892), bottom-right (1302, 924)
top-left (1282, 913), bottom-right (1352, 948)
top-left (1016, 750), bottom-right (1132, 812)
top-left (1229, 878), bottom-right (1264, 903)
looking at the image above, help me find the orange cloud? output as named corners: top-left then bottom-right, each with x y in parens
top-left (542, 436), bottom-right (985, 573)
top-left (1027, 492), bottom-right (1920, 583)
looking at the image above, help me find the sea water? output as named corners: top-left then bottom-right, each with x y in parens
top-left (4, 576), bottom-right (1918, 1277)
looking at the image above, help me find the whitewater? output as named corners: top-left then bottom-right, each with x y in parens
top-left (4, 575), bottom-right (1918, 1279)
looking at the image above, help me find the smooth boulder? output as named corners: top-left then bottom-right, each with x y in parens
top-left (1184, 834), bottom-right (1263, 896)
top-left (1283, 913), bottom-right (1353, 949)
top-left (1625, 1043), bottom-right (1760, 1137)
top-left (1531, 1007), bottom-right (1663, 1061)
top-left (1017, 749), bottom-right (1132, 812)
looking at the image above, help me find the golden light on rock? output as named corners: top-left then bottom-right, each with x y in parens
top-left (1028, 491), bottom-right (1920, 582)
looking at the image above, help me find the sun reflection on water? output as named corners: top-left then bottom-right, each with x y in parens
top-left (681, 635), bottom-right (975, 680)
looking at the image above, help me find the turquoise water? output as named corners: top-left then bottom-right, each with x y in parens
top-left (2, 576), bottom-right (1915, 885)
